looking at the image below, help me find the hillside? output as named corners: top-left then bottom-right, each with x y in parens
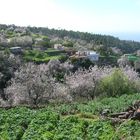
top-left (0, 24), bottom-right (140, 54)
top-left (1, 24), bottom-right (140, 140)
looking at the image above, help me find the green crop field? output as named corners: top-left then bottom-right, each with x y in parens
top-left (1, 93), bottom-right (140, 140)
top-left (23, 49), bottom-right (66, 63)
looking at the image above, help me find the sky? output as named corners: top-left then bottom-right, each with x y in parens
top-left (0, 0), bottom-right (140, 41)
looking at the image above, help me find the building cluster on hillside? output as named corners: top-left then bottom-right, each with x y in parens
top-left (53, 43), bottom-right (100, 62)
top-left (75, 51), bottom-right (99, 62)
top-left (10, 43), bottom-right (100, 62)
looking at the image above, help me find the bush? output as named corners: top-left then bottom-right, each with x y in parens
top-left (62, 41), bottom-right (73, 47)
top-left (0, 53), bottom-right (22, 99)
top-left (116, 120), bottom-right (140, 139)
top-left (99, 69), bottom-right (136, 97)
top-left (71, 57), bottom-right (94, 70)
top-left (0, 45), bottom-right (4, 50)
top-left (39, 41), bottom-right (51, 48)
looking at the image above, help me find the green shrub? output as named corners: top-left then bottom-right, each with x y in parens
top-left (23, 50), bottom-right (66, 63)
top-left (0, 46), bottom-right (4, 50)
top-left (59, 55), bottom-right (68, 63)
top-left (86, 120), bottom-right (117, 140)
top-left (70, 57), bottom-right (94, 69)
top-left (4, 48), bottom-right (10, 55)
top-left (62, 41), bottom-right (73, 47)
top-left (39, 41), bottom-right (51, 48)
top-left (99, 69), bottom-right (135, 97)
top-left (116, 120), bottom-right (140, 139)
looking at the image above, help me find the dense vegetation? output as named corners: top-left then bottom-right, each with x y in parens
top-left (30, 27), bottom-right (140, 53)
top-left (1, 93), bottom-right (140, 139)
top-left (23, 49), bottom-right (66, 63)
top-left (0, 49), bottom-right (139, 106)
top-left (1, 24), bottom-right (140, 53)
top-left (1, 59), bottom-right (139, 107)
top-left (1, 24), bottom-right (140, 139)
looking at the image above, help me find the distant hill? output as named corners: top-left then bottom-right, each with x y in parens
top-left (0, 24), bottom-right (140, 54)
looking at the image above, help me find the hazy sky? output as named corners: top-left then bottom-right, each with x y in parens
top-left (0, 0), bottom-right (140, 41)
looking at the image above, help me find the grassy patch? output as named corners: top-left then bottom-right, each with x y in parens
top-left (23, 49), bottom-right (66, 63)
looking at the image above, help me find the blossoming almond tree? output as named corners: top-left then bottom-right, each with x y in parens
top-left (5, 63), bottom-right (56, 106)
top-left (4, 63), bottom-right (140, 107)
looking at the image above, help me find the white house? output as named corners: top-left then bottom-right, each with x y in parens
top-left (86, 51), bottom-right (99, 61)
top-left (75, 50), bottom-right (99, 61)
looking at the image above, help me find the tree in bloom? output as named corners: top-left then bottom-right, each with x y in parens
top-left (47, 60), bottom-right (73, 82)
top-left (121, 66), bottom-right (140, 92)
top-left (4, 62), bottom-right (140, 107)
top-left (117, 56), bottom-right (131, 67)
top-left (5, 63), bottom-right (56, 106)
top-left (64, 66), bottom-right (140, 100)
top-left (9, 36), bottom-right (33, 48)
top-left (64, 66), bottom-right (113, 100)
top-left (0, 53), bottom-right (22, 99)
